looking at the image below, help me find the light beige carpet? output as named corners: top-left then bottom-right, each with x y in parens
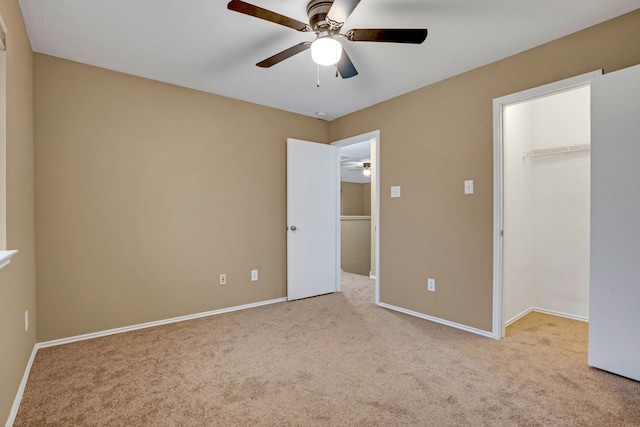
top-left (14, 273), bottom-right (640, 426)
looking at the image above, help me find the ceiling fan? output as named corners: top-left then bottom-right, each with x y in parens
top-left (341, 156), bottom-right (372, 176)
top-left (227, 0), bottom-right (428, 79)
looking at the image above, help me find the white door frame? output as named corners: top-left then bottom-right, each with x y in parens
top-left (332, 130), bottom-right (381, 303)
top-left (491, 71), bottom-right (601, 339)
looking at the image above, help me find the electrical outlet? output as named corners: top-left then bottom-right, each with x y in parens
top-left (251, 270), bottom-right (258, 282)
top-left (427, 278), bottom-right (436, 292)
top-left (219, 273), bottom-right (227, 286)
top-left (25, 310), bottom-right (29, 332)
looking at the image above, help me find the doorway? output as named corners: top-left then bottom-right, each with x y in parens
top-left (332, 131), bottom-right (380, 303)
top-left (339, 140), bottom-right (372, 277)
top-left (492, 71), bottom-right (601, 338)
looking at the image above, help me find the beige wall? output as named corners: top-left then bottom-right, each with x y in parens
top-left (341, 182), bottom-right (372, 275)
top-left (362, 183), bottom-right (371, 216)
top-left (329, 9), bottom-right (640, 331)
top-left (34, 54), bottom-right (329, 341)
top-left (341, 182), bottom-right (370, 216)
top-left (0, 0), bottom-right (35, 424)
top-left (341, 217), bottom-right (371, 276)
top-left (341, 182), bottom-right (364, 215)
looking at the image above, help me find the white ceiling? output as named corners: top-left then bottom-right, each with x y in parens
top-left (340, 140), bottom-right (371, 183)
top-left (18, 0), bottom-right (639, 121)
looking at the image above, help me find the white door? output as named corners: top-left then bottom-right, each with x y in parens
top-left (589, 64), bottom-right (640, 381)
top-left (287, 138), bottom-right (339, 301)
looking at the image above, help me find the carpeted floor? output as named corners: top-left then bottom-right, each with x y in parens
top-left (14, 272), bottom-right (640, 426)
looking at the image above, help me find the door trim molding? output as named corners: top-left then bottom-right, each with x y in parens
top-left (332, 130), bottom-right (381, 303)
top-left (492, 70), bottom-right (601, 339)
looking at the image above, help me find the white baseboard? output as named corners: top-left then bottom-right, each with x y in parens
top-left (6, 297), bottom-right (287, 426)
top-left (532, 307), bottom-right (589, 323)
top-left (506, 307), bottom-right (535, 326)
top-left (506, 307), bottom-right (588, 326)
top-left (37, 297), bottom-right (287, 348)
top-left (376, 302), bottom-right (494, 339)
top-left (6, 345), bottom-right (38, 427)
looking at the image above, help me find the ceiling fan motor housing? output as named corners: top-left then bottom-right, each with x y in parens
top-left (307, 0), bottom-right (334, 30)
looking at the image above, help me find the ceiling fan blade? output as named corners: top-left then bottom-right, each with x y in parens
top-left (227, 0), bottom-right (310, 32)
top-left (337, 48), bottom-right (358, 79)
top-left (327, 0), bottom-right (362, 24)
top-left (346, 28), bottom-right (428, 44)
top-left (256, 42), bottom-right (312, 68)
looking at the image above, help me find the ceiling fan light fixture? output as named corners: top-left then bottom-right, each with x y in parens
top-left (311, 36), bottom-right (342, 66)
top-left (363, 162), bottom-right (371, 177)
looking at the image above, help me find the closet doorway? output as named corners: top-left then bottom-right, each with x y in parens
top-left (492, 71), bottom-right (601, 338)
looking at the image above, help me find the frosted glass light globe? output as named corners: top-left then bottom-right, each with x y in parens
top-left (311, 37), bottom-right (343, 66)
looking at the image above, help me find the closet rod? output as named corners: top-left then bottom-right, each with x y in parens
top-left (523, 144), bottom-right (590, 159)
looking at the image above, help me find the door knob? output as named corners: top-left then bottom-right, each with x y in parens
top-left (290, 225), bottom-right (297, 231)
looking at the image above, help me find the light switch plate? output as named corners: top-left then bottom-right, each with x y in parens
top-left (391, 186), bottom-right (401, 198)
top-left (464, 180), bottom-right (474, 195)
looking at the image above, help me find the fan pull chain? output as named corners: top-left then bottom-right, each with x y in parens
top-left (317, 64), bottom-right (320, 87)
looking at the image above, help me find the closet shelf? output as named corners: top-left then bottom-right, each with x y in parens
top-left (523, 144), bottom-right (590, 159)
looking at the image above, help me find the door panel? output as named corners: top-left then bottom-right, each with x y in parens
top-left (287, 138), bottom-right (339, 301)
top-left (589, 64), bottom-right (640, 381)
